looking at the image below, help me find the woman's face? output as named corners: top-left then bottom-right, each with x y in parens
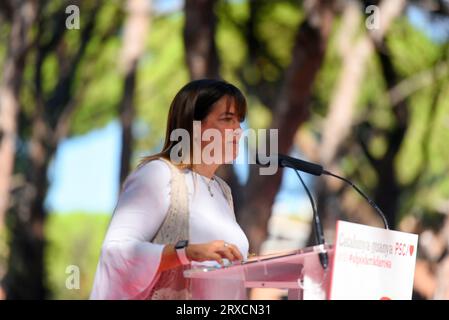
top-left (200, 96), bottom-right (242, 163)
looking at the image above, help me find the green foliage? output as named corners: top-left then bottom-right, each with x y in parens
top-left (15, 1), bottom-right (124, 138)
top-left (69, 36), bottom-right (123, 135)
top-left (254, 1), bottom-right (302, 68)
top-left (216, 2), bottom-right (248, 84)
top-left (0, 22), bottom-right (10, 69)
top-left (386, 20), bottom-right (449, 214)
top-left (0, 228), bottom-right (9, 282)
top-left (397, 84), bottom-right (449, 211)
top-left (312, 11), bottom-right (449, 221)
top-left (312, 16), bottom-right (344, 117)
top-left (216, 0), bottom-right (303, 129)
top-left (45, 213), bottom-right (110, 300)
top-left (69, 2), bottom-right (124, 136)
top-left (387, 17), bottom-right (443, 78)
top-left (133, 13), bottom-right (189, 162)
top-left (368, 19), bottom-right (449, 216)
top-left (247, 97), bottom-right (272, 129)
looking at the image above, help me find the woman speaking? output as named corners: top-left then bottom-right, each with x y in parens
top-left (90, 79), bottom-right (249, 299)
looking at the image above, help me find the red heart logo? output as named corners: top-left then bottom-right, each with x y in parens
top-left (409, 245), bottom-right (414, 256)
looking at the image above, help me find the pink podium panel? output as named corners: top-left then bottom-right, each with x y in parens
top-left (330, 221), bottom-right (418, 299)
top-left (184, 244), bottom-right (334, 300)
top-left (184, 221), bottom-right (418, 300)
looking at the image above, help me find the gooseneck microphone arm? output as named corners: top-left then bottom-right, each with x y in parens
top-left (255, 153), bottom-right (389, 269)
top-left (275, 153), bottom-right (390, 230)
top-left (322, 170), bottom-right (390, 230)
top-left (259, 154), bottom-right (329, 269)
top-left (292, 169), bottom-right (329, 270)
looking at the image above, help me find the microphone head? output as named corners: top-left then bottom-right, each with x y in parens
top-left (277, 154), bottom-right (289, 168)
top-left (277, 154), bottom-right (324, 176)
top-left (255, 154), bottom-right (292, 168)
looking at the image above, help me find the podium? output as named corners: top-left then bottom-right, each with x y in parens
top-left (184, 220), bottom-right (418, 300)
top-left (184, 244), bottom-right (333, 300)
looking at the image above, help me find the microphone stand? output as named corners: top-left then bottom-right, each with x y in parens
top-left (281, 158), bottom-right (329, 270)
top-left (257, 153), bottom-right (390, 270)
top-left (275, 153), bottom-right (389, 230)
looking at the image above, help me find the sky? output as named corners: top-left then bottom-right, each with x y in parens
top-left (45, 121), bottom-right (122, 213)
top-left (406, 4), bottom-right (449, 43)
top-left (45, 2), bottom-right (449, 217)
top-left (153, 0), bottom-right (183, 14)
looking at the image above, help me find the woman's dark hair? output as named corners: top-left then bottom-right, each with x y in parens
top-left (139, 79), bottom-right (247, 168)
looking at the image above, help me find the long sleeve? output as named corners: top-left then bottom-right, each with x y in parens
top-left (90, 160), bottom-right (171, 300)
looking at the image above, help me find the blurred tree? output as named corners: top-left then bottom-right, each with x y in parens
top-left (0, 0), bottom-right (37, 299)
top-left (181, 0), bottom-right (335, 253)
top-left (223, 0), bottom-right (335, 253)
top-left (357, 16), bottom-right (449, 227)
top-left (182, 0), bottom-right (245, 211)
top-left (182, 0), bottom-right (336, 253)
top-left (2, 0), bottom-right (124, 299)
top-left (118, 0), bottom-right (152, 186)
top-left (184, 0), bottom-right (220, 79)
top-left (0, 0), bottom-right (36, 230)
top-left (132, 11), bottom-right (189, 155)
top-left (293, 2), bottom-right (449, 299)
top-left (45, 213), bottom-right (110, 299)
top-left (296, 0), bottom-right (449, 234)
top-left (309, 0), bottom-right (407, 244)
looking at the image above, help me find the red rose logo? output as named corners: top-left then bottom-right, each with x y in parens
top-left (409, 245), bottom-right (414, 256)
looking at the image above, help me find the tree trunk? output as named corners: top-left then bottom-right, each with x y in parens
top-left (182, 0), bottom-right (245, 211)
top-left (3, 1), bottom-right (104, 299)
top-left (0, 0), bottom-right (36, 229)
top-left (238, 0), bottom-right (335, 254)
top-left (4, 116), bottom-right (52, 299)
top-left (0, 0), bottom-right (36, 299)
top-left (372, 41), bottom-right (409, 227)
top-left (119, 0), bottom-right (151, 186)
top-left (306, 0), bottom-right (406, 245)
top-left (183, 0), bottom-right (219, 80)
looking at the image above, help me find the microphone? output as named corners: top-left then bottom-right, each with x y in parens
top-left (292, 169), bottom-right (329, 270)
top-left (277, 154), bottom-right (324, 176)
top-left (264, 153), bottom-right (389, 230)
top-left (256, 154), bottom-right (389, 248)
top-left (257, 153), bottom-right (328, 269)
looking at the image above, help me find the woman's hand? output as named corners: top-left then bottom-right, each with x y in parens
top-left (185, 240), bottom-right (243, 265)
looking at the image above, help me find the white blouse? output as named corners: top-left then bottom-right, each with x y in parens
top-left (90, 159), bottom-right (249, 299)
